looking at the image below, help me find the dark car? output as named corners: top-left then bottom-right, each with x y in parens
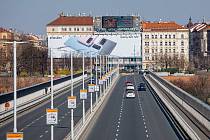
top-left (138, 83), bottom-right (146, 91)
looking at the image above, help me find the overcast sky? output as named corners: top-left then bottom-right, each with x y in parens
top-left (0, 0), bottom-right (209, 35)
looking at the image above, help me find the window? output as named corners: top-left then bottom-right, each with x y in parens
top-left (181, 41), bottom-right (184, 46)
top-left (52, 28), bottom-right (55, 32)
top-left (181, 48), bottom-right (184, 53)
top-left (145, 34), bottom-right (149, 39)
top-left (173, 34), bottom-right (176, 38)
top-left (160, 49), bottom-right (163, 53)
top-left (69, 28), bottom-right (71, 31)
top-left (160, 41), bottom-right (163, 46)
top-left (165, 42), bottom-right (168, 46)
top-left (145, 56), bottom-right (149, 61)
top-left (152, 49), bottom-right (154, 53)
top-left (165, 49), bottom-right (167, 53)
top-left (62, 28), bottom-right (67, 31)
top-left (3, 35), bottom-right (6, 39)
top-left (169, 49), bottom-right (171, 53)
top-left (82, 28), bottom-right (84, 31)
top-left (165, 34), bottom-right (167, 38)
top-left (155, 35), bottom-right (157, 39)
top-left (145, 49), bottom-right (149, 53)
top-left (173, 49), bottom-right (176, 53)
top-left (152, 35), bottom-right (154, 39)
top-left (169, 35), bottom-right (171, 38)
top-left (145, 42), bottom-right (149, 46)
top-left (152, 56), bottom-right (155, 61)
top-left (155, 41), bottom-right (158, 46)
top-left (169, 42), bottom-right (171, 46)
top-left (74, 28), bottom-right (77, 31)
top-left (181, 34), bottom-right (184, 39)
top-left (173, 42), bottom-right (176, 46)
top-left (160, 35), bottom-right (163, 39)
top-left (77, 28), bottom-right (79, 31)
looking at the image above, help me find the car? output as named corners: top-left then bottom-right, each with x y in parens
top-left (126, 90), bottom-right (135, 98)
top-left (138, 83), bottom-right (146, 91)
top-left (126, 85), bottom-right (134, 90)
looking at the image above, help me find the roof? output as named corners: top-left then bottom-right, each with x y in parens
top-left (47, 16), bottom-right (93, 26)
top-left (141, 21), bottom-right (187, 32)
top-left (0, 27), bottom-right (11, 33)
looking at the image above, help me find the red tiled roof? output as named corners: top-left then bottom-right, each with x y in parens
top-left (47, 16), bottom-right (93, 26)
top-left (142, 21), bottom-right (186, 31)
top-left (0, 27), bottom-right (11, 33)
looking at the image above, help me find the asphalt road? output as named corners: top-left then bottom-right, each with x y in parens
top-left (86, 74), bottom-right (180, 140)
top-left (0, 78), bottom-right (102, 140)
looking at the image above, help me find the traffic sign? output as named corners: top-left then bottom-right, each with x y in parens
top-left (88, 84), bottom-right (95, 92)
top-left (99, 78), bottom-right (104, 85)
top-left (95, 85), bottom-right (100, 92)
top-left (80, 89), bottom-right (87, 100)
top-left (46, 108), bottom-right (58, 125)
top-left (68, 96), bottom-right (76, 109)
top-left (7, 132), bottom-right (23, 140)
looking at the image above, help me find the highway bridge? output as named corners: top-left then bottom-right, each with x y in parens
top-left (0, 70), bottom-right (210, 140)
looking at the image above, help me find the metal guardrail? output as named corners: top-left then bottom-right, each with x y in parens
top-left (0, 72), bottom-right (86, 104)
top-left (148, 71), bottom-right (210, 121)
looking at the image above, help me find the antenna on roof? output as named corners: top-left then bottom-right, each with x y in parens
top-left (202, 16), bottom-right (205, 23)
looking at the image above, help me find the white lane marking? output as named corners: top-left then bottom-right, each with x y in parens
top-left (45, 130), bottom-right (48, 133)
top-left (40, 135), bottom-right (43, 138)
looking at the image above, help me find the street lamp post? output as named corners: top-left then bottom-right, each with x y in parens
top-left (13, 41), bottom-right (17, 133)
top-left (70, 51), bottom-right (74, 140)
top-left (50, 48), bottom-right (54, 140)
top-left (95, 55), bottom-right (98, 104)
top-left (90, 52), bottom-right (93, 113)
top-left (82, 51), bottom-right (85, 124)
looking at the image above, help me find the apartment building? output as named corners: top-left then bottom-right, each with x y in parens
top-left (141, 21), bottom-right (189, 70)
top-left (46, 13), bottom-right (94, 36)
top-left (188, 23), bottom-right (210, 68)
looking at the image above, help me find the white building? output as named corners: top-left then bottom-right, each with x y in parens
top-left (141, 21), bottom-right (189, 70)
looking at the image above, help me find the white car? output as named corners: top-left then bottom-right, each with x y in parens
top-left (126, 90), bottom-right (135, 98)
top-left (126, 85), bottom-right (135, 90)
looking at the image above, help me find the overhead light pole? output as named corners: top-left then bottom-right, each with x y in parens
top-left (95, 55), bottom-right (98, 104)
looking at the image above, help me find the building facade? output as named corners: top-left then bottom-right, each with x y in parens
top-left (141, 21), bottom-right (189, 70)
top-left (188, 23), bottom-right (210, 69)
top-left (46, 14), bottom-right (142, 70)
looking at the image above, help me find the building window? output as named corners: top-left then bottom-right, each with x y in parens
top-left (151, 35), bottom-right (154, 39)
top-left (181, 41), bottom-right (184, 46)
top-left (181, 48), bottom-right (184, 53)
top-left (145, 34), bottom-right (149, 39)
top-left (181, 34), bottom-right (184, 39)
top-left (160, 49), bottom-right (163, 53)
top-left (160, 35), bottom-right (163, 39)
top-left (160, 41), bottom-right (163, 46)
top-left (69, 28), bottom-right (71, 31)
top-left (152, 56), bottom-right (155, 61)
top-left (82, 28), bottom-right (84, 31)
top-left (145, 49), bottom-right (149, 53)
top-left (173, 49), bottom-right (176, 53)
top-left (77, 28), bottom-right (79, 31)
top-left (52, 28), bottom-right (55, 32)
top-left (3, 35), bottom-right (6, 39)
top-left (152, 49), bottom-right (154, 53)
top-left (165, 49), bottom-right (167, 53)
top-left (173, 34), bottom-right (176, 38)
top-left (145, 42), bottom-right (149, 46)
top-left (74, 28), bottom-right (77, 31)
top-left (169, 49), bottom-right (171, 53)
top-left (155, 35), bottom-right (157, 39)
top-left (165, 34), bottom-right (167, 39)
top-left (169, 35), bottom-right (171, 38)
top-left (165, 42), bottom-right (168, 46)
top-left (173, 42), bottom-right (176, 46)
top-left (145, 56), bottom-right (149, 61)
top-left (62, 28), bottom-right (67, 31)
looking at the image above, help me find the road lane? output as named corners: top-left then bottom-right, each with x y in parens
top-left (0, 79), bottom-right (98, 140)
top-left (86, 74), bottom-right (179, 140)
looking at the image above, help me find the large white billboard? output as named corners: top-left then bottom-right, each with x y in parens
top-left (48, 33), bottom-right (141, 58)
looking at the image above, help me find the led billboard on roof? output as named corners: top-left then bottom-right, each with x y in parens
top-left (102, 16), bottom-right (133, 28)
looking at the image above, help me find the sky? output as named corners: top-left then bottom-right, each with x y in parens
top-left (0, 0), bottom-right (210, 35)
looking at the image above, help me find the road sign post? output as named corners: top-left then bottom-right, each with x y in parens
top-left (46, 109), bottom-right (58, 125)
top-left (68, 96), bottom-right (77, 109)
